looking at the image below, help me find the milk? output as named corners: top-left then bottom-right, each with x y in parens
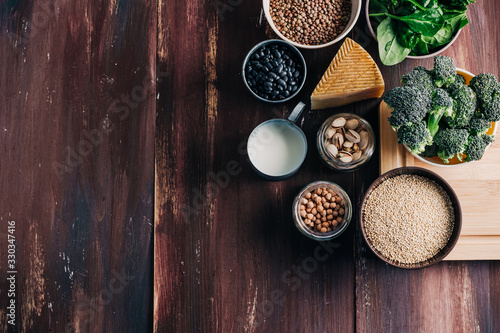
top-left (247, 120), bottom-right (307, 177)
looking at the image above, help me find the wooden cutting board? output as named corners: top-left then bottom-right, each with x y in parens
top-left (379, 102), bottom-right (500, 260)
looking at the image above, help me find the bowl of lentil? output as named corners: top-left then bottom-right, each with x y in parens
top-left (263, 0), bottom-right (362, 49)
top-left (360, 167), bottom-right (462, 269)
top-left (243, 39), bottom-right (307, 102)
top-left (293, 181), bottom-right (352, 241)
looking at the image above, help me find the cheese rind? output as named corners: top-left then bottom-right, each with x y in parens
top-left (311, 38), bottom-right (385, 110)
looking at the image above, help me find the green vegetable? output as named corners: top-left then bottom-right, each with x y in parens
top-left (464, 134), bottom-right (493, 162)
top-left (369, 0), bottom-right (476, 65)
top-left (428, 88), bottom-right (454, 137)
top-left (385, 85), bottom-right (431, 129)
top-left (434, 128), bottom-right (469, 163)
top-left (377, 17), bottom-right (411, 66)
top-left (397, 120), bottom-right (433, 154)
top-left (385, 55), bottom-right (497, 164)
top-left (470, 73), bottom-right (500, 122)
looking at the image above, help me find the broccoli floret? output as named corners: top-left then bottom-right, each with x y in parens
top-left (444, 83), bottom-right (477, 128)
top-left (468, 116), bottom-right (491, 135)
top-left (433, 56), bottom-right (457, 88)
top-left (402, 66), bottom-right (434, 91)
top-left (397, 120), bottom-right (433, 155)
top-left (469, 73), bottom-right (500, 122)
top-left (385, 86), bottom-right (431, 130)
top-left (464, 134), bottom-right (494, 162)
top-left (428, 89), bottom-right (454, 137)
top-left (420, 142), bottom-right (439, 158)
top-left (434, 128), bottom-right (469, 163)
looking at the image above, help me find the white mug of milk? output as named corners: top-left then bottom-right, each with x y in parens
top-left (247, 102), bottom-right (307, 180)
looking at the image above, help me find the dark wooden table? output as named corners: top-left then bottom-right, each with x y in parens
top-left (1, 1), bottom-right (500, 332)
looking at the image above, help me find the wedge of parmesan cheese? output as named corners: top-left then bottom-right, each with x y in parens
top-left (311, 38), bottom-right (385, 110)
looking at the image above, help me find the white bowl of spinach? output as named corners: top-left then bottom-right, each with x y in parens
top-left (366, 0), bottom-right (476, 66)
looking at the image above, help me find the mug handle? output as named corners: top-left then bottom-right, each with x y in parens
top-left (288, 101), bottom-right (306, 124)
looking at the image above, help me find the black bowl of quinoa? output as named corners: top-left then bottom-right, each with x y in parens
top-left (360, 167), bottom-right (462, 269)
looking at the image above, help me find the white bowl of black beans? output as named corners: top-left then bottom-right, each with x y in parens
top-left (242, 40), bottom-right (307, 103)
top-left (263, 0), bottom-right (361, 49)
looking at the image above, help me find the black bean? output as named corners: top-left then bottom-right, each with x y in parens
top-left (290, 80), bottom-right (297, 86)
top-left (279, 71), bottom-right (287, 78)
top-left (284, 91), bottom-right (290, 97)
top-left (293, 70), bottom-right (300, 78)
top-left (269, 72), bottom-right (279, 80)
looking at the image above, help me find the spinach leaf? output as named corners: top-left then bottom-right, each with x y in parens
top-left (421, 23), bottom-right (454, 47)
top-left (385, 7), bottom-right (445, 37)
top-left (443, 9), bottom-right (469, 31)
top-left (377, 17), bottom-right (411, 65)
top-left (370, 0), bottom-right (389, 24)
top-left (411, 37), bottom-right (430, 55)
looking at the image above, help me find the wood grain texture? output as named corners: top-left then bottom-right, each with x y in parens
top-left (154, 1), bottom-right (360, 332)
top-left (0, 0), bottom-right (155, 331)
top-left (357, 1), bottom-right (500, 332)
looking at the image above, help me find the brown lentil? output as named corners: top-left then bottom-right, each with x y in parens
top-left (363, 175), bottom-right (454, 264)
top-left (270, 0), bottom-right (352, 46)
top-left (299, 187), bottom-right (345, 233)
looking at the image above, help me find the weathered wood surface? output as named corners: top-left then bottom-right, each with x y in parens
top-left (0, 0), bottom-right (155, 332)
top-left (1, 0), bottom-right (500, 332)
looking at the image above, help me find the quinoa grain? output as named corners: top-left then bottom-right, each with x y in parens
top-left (363, 175), bottom-right (454, 264)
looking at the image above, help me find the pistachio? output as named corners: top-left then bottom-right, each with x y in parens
top-left (343, 141), bottom-right (353, 148)
top-left (325, 128), bottom-right (335, 139)
top-left (333, 133), bottom-right (344, 149)
top-left (338, 151), bottom-right (353, 163)
top-left (352, 151), bottom-right (362, 161)
top-left (326, 144), bottom-right (338, 157)
top-left (353, 143), bottom-right (359, 151)
top-left (345, 129), bottom-right (361, 143)
top-left (331, 117), bottom-right (346, 128)
top-left (359, 130), bottom-right (369, 150)
top-left (345, 118), bottom-right (359, 130)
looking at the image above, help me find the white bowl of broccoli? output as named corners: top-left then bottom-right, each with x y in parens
top-left (383, 56), bottom-right (498, 167)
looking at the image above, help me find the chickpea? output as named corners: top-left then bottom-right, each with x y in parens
top-left (316, 213), bottom-right (321, 219)
top-left (307, 213), bottom-right (314, 220)
top-left (339, 208), bottom-right (345, 215)
top-left (327, 209), bottom-right (333, 215)
top-left (333, 211), bottom-right (338, 217)
top-left (324, 202), bottom-right (330, 209)
top-left (336, 196), bottom-right (342, 203)
top-left (327, 214), bottom-right (333, 220)
top-left (300, 210), bottom-right (307, 218)
top-left (300, 205), bottom-right (306, 211)
top-left (336, 216), bottom-right (342, 223)
top-left (315, 197), bottom-right (322, 204)
top-left (325, 193), bottom-right (332, 200)
top-left (334, 205), bottom-right (340, 211)
top-left (321, 227), bottom-right (327, 233)
top-left (321, 216), bottom-right (327, 222)
top-left (317, 205), bottom-right (324, 213)
top-left (307, 201), bottom-right (314, 209)
top-left (322, 222), bottom-right (329, 228)
top-left (330, 202), bottom-right (336, 209)
top-left (305, 192), bottom-right (311, 199)
top-left (311, 208), bottom-right (317, 215)
top-left (331, 220), bottom-right (338, 228)
top-left (321, 197), bottom-right (327, 204)
top-left (315, 188), bottom-right (322, 195)
top-left (316, 225), bottom-right (322, 231)
top-left (301, 198), bottom-right (308, 205)
top-left (306, 208), bottom-right (312, 213)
